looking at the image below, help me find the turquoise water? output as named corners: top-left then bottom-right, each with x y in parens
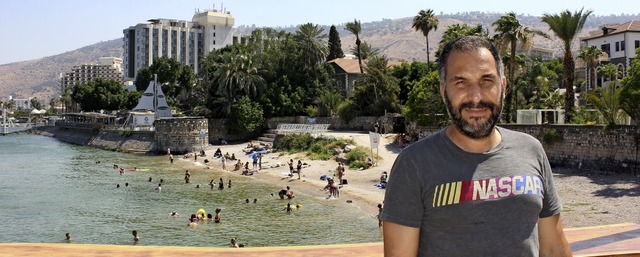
top-left (0, 134), bottom-right (381, 247)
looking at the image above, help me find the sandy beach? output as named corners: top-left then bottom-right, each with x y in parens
top-left (181, 130), bottom-right (640, 228)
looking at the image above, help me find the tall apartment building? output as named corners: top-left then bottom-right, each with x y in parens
top-left (122, 9), bottom-right (237, 80)
top-left (60, 57), bottom-right (124, 93)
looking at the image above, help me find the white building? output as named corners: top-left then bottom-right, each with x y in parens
top-left (5, 96), bottom-right (33, 110)
top-left (60, 57), bottom-right (124, 92)
top-left (123, 9), bottom-right (239, 80)
top-left (580, 20), bottom-right (640, 72)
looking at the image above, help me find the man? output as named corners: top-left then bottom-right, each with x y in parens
top-left (380, 36), bottom-right (571, 256)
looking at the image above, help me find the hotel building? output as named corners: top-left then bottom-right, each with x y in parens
top-left (122, 9), bottom-right (237, 80)
top-left (60, 57), bottom-right (124, 93)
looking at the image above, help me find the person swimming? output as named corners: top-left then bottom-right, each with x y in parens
top-left (214, 208), bottom-right (222, 223)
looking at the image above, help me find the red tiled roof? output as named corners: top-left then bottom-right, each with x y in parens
top-left (327, 58), bottom-right (363, 74)
top-left (581, 20), bottom-right (640, 41)
top-left (327, 58), bottom-right (404, 74)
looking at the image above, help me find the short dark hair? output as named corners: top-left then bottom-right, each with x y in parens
top-left (437, 36), bottom-right (504, 87)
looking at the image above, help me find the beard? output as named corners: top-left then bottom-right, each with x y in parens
top-left (444, 91), bottom-right (504, 139)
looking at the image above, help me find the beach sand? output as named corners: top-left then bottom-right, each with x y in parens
top-left (178, 131), bottom-right (393, 218)
top-left (180, 130), bottom-right (640, 228)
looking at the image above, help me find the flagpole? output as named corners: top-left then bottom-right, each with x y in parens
top-left (153, 74), bottom-right (158, 121)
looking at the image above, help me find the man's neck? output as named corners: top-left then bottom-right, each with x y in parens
top-left (445, 126), bottom-right (501, 153)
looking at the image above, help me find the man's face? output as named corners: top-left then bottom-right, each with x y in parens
top-left (440, 48), bottom-right (505, 139)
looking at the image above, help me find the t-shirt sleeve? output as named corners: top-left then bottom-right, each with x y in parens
top-left (380, 151), bottom-right (424, 228)
top-left (539, 153), bottom-right (562, 218)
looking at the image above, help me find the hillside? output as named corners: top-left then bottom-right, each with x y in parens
top-left (1, 13), bottom-right (639, 102)
top-left (0, 39), bottom-right (122, 101)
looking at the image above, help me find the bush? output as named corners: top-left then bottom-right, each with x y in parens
top-left (349, 160), bottom-right (366, 169)
top-left (337, 99), bottom-right (359, 124)
top-left (226, 96), bottom-right (264, 136)
top-left (346, 147), bottom-right (369, 163)
top-left (276, 133), bottom-right (369, 162)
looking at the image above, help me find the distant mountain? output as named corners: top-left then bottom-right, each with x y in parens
top-left (2, 13), bottom-right (639, 102)
top-left (0, 39), bottom-right (122, 102)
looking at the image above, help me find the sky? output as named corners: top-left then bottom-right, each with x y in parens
top-left (1, 0), bottom-right (639, 64)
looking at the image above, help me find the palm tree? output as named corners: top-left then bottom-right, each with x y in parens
top-left (493, 12), bottom-right (548, 122)
top-left (586, 83), bottom-right (625, 126)
top-left (412, 9), bottom-right (439, 69)
top-left (213, 52), bottom-right (266, 115)
top-left (436, 24), bottom-right (489, 57)
top-left (294, 23), bottom-right (328, 69)
top-left (345, 19), bottom-right (364, 74)
top-left (578, 46), bottom-right (605, 92)
top-left (351, 41), bottom-right (379, 60)
top-left (541, 8), bottom-right (593, 123)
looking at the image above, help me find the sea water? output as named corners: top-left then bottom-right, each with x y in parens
top-left (0, 134), bottom-right (381, 247)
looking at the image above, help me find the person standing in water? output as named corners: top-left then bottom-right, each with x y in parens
top-left (132, 230), bottom-right (139, 243)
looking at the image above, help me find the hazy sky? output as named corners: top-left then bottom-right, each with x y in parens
top-left (1, 0), bottom-right (638, 64)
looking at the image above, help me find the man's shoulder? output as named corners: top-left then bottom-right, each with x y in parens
top-left (399, 129), bottom-right (447, 156)
top-left (498, 126), bottom-right (544, 148)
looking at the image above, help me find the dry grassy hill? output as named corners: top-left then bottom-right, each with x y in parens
top-left (0, 39), bottom-right (122, 102)
top-left (1, 13), bottom-right (638, 103)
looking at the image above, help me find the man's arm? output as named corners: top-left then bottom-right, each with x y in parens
top-left (383, 221), bottom-right (420, 257)
top-left (538, 214), bottom-right (572, 257)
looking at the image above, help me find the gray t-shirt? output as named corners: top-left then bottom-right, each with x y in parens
top-left (380, 127), bottom-right (562, 257)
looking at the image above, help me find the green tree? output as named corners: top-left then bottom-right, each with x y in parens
top-left (352, 56), bottom-right (400, 116)
top-left (326, 25), bottom-right (345, 61)
top-left (345, 19), bottom-right (364, 73)
top-left (294, 23), bottom-right (328, 69)
top-left (402, 71), bottom-right (447, 126)
top-left (389, 61), bottom-right (430, 105)
top-left (212, 52), bottom-right (266, 116)
top-left (493, 12), bottom-right (548, 122)
top-left (337, 98), bottom-right (359, 124)
top-left (315, 90), bottom-right (343, 117)
top-left (436, 23), bottom-right (489, 57)
top-left (70, 78), bottom-right (132, 112)
top-left (578, 46), bottom-right (605, 92)
top-left (620, 52), bottom-right (640, 123)
top-left (30, 97), bottom-right (43, 110)
top-left (412, 9), bottom-right (439, 70)
top-left (351, 41), bottom-right (379, 60)
top-left (226, 96), bottom-right (265, 136)
top-left (541, 7), bottom-right (593, 123)
top-left (586, 83), bottom-right (625, 125)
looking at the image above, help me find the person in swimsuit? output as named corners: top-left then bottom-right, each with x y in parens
top-left (214, 208), bottom-right (222, 223)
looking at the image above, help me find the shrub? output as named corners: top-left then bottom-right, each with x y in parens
top-left (346, 147), bottom-right (369, 163)
top-left (226, 96), bottom-right (264, 136)
top-left (337, 99), bottom-right (359, 124)
top-left (349, 160), bottom-right (366, 169)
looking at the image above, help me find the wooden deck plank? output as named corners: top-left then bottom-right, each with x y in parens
top-left (1, 224), bottom-right (639, 256)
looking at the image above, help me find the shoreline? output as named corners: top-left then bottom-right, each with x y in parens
top-left (175, 132), bottom-right (394, 219)
top-left (181, 131), bottom-right (640, 229)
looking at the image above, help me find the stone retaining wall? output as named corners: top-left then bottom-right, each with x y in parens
top-left (90, 130), bottom-right (155, 153)
top-left (503, 125), bottom-right (640, 174)
top-left (155, 117), bottom-right (208, 155)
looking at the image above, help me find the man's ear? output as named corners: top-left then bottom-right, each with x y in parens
top-left (440, 83), bottom-right (446, 102)
top-left (502, 77), bottom-right (507, 91)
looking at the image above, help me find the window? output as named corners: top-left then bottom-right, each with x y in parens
top-left (621, 40), bottom-right (625, 51)
top-left (615, 42), bottom-right (620, 52)
top-left (601, 43), bottom-right (611, 56)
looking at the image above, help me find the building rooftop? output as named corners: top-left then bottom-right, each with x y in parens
top-left (581, 20), bottom-right (640, 41)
